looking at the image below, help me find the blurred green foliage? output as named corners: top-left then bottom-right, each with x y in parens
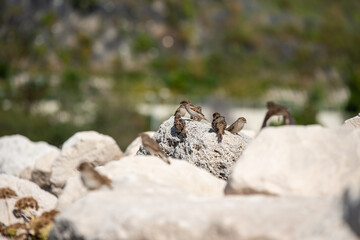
top-left (0, 0), bottom-right (359, 148)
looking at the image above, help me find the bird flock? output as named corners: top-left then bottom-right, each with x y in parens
top-left (77, 99), bottom-right (296, 190)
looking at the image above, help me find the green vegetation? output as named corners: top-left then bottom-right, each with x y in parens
top-left (0, 0), bottom-right (359, 148)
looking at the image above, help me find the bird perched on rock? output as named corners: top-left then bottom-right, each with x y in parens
top-left (174, 114), bottom-right (187, 138)
top-left (212, 112), bottom-right (227, 142)
top-left (174, 104), bottom-right (186, 117)
top-left (77, 162), bottom-right (112, 190)
top-left (261, 101), bottom-right (296, 129)
top-left (180, 100), bottom-right (208, 122)
top-left (226, 117), bottom-right (247, 135)
top-left (191, 106), bottom-right (202, 121)
top-left (139, 132), bottom-right (171, 164)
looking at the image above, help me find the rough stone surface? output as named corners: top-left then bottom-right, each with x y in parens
top-left (50, 175), bottom-right (356, 240)
top-left (56, 156), bottom-right (226, 210)
top-left (137, 116), bottom-right (251, 180)
top-left (124, 131), bottom-right (155, 157)
top-left (343, 114), bottom-right (360, 129)
top-left (0, 135), bottom-right (59, 177)
top-left (0, 174), bottom-right (57, 225)
top-left (50, 131), bottom-right (123, 195)
top-left (225, 125), bottom-right (360, 196)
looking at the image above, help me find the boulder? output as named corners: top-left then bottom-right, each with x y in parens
top-left (50, 175), bottom-right (356, 240)
top-left (50, 131), bottom-right (123, 196)
top-left (56, 156), bottom-right (226, 210)
top-left (0, 174), bottom-right (57, 225)
top-left (343, 114), bottom-right (360, 129)
top-left (0, 135), bottom-right (59, 178)
top-left (137, 116), bottom-right (251, 180)
top-left (124, 131), bottom-right (155, 157)
top-left (225, 125), bottom-right (360, 196)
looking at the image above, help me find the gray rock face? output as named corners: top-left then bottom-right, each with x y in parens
top-left (50, 131), bottom-right (123, 196)
top-left (137, 116), bottom-right (251, 180)
top-left (0, 174), bottom-right (57, 225)
top-left (225, 125), bottom-right (360, 196)
top-left (50, 175), bottom-right (356, 240)
top-left (0, 135), bottom-right (59, 177)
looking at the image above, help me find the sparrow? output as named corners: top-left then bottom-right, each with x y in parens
top-left (174, 114), bottom-right (187, 138)
top-left (139, 132), bottom-right (171, 164)
top-left (261, 101), bottom-right (296, 128)
top-left (180, 100), bottom-right (208, 122)
top-left (77, 162), bottom-right (112, 190)
top-left (190, 106), bottom-right (202, 121)
top-left (226, 117), bottom-right (247, 135)
top-left (174, 104), bottom-right (186, 117)
top-left (212, 112), bottom-right (227, 142)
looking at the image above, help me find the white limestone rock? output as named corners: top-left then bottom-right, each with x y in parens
top-left (0, 135), bottom-right (59, 177)
top-left (343, 114), bottom-right (360, 129)
top-left (56, 156), bottom-right (226, 210)
top-left (50, 175), bottom-right (356, 240)
top-left (137, 116), bottom-right (251, 180)
top-left (50, 131), bottom-right (123, 196)
top-left (0, 174), bottom-right (57, 225)
top-left (225, 125), bottom-right (360, 196)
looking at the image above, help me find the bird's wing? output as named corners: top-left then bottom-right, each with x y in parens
top-left (226, 121), bottom-right (235, 131)
top-left (143, 137), bottom-right (163, 152)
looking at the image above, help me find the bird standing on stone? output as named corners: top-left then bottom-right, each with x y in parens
top-left (139, 132), bottom-right (171, 164)
top-left (174, 104), bottom-right (186, 117)
top-left (77, 162), bottom-right (112, 190)
top-left (212, 112), bottom-right (227, 142)
top-left (226, 117), bottom-right (247, 135)
top-left (174, 114), bottom-right (187, 138)
top-left (180, 100), bottom-right (208, 122)
top-left (261, 101), bottom-right (296, 129)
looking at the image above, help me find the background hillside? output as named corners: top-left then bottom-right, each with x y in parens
top-left (0, 0), bottom-right (359, 149)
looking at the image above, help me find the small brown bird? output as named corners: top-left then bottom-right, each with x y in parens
top-left (261, 101), bottom-right (296, 129)
top-left (212, 112), bottom-right (227, 142)
top-left (174, 104), bottom-right (187, 117)
top-left (174, 114), bottom-right (187, 138)
top-left (77, 162), bottom-right (112, 190)
top-left (180, 100), bottom-right (208, 122)
top-left (139, 132), bottom-right (171, 164)
top-left (226, 117), bottom-right (247, 135)
top-left (190, 106), bottom-right (202, 121)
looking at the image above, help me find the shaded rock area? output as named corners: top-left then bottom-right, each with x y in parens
top-left (225, 125), bottom-right (360, 196)
top-left (50, 131), bottom-right (123, 196)
top-left (0, 174), bottom-right (57, 225)
top-left (50, 175), bottom-right (356, 240)
top-left (137, 116), bottom-right (251, 180)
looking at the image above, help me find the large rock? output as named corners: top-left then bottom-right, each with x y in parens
top-left (137, 116), bottom-right (251, 180)
top-left (124, 131), bottom-right (155, 157)
top-left (225, 125), bottom-right (360, 196)
top-left (0, 174), bottom-right (57, 225)
top-left (50, 131), bottom-right (123, 195)
top-left (56, 156), bottom-right (226, 210)
top-left (343, 114), bottom-right (360, 129)
top-left (0, 135), bottom-right (59, 177)
top-left (50, 175), bottom-right (356, 240)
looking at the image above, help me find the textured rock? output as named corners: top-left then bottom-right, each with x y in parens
top-left (50, 175), bottom-right (356, 240)
top-left (50, 131), bottom-right (123, 195)
top-left (225, 125), bottom-right (360, 196)
top-left (56, 156), bottom-right (226, 210)
top-left (0, 174), bottom-right (57, 225)
top-left (137, 116), bottom-right (251, 180)
top-left (124, 131), bottom-right (155, 157)
top-left (343, 114), bottom-right (360, 129)
top-left (0, 135), bottom-right (59, 177)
